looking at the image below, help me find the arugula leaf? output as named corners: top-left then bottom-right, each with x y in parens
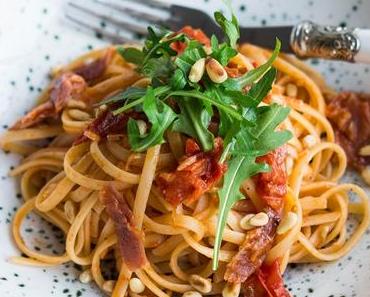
top-left (223, 39), bottom-right (281, 91)
top-left (175, 40), bottom-right (206, 74)
top-left (212, 103), bottom-right (292, 270)
top-left (246, 67), bottom-right (277, 107)
top-left (144, 27), bottom-right (167, 52)
top-left (252, 104), bottom-right (290, 137)
top-left (214, 11), bottom-right (240, 48)
top-left (98, 87), bottom-right (147, 106)
top-left (111, 8), bottom-right (293, 274)
top-left (212, 43), bottom-right (238, 66)
top-left (170, 69), bottom-right (187, 90)
top-left (142, 31), bottom-right (184, 65)
top-left (113, 86), bottom-right (171, 115)
top-left (119, 28), bottom-right (184, 84)
top-left (210, 23), bottom-right (238, 66)
top-left (142, 56), bottom-right (175, 83)
top-left (117, 47), bottom-right (144, 65)
top-left (167, 90), bottom-right (243, 122)
top-left (222, 67), bottom-right (277, 124)
top-left (251, 104), bottom-right (292, 155)
top-left (211, 35), bottom-right (219, 52)
top-left (212, 156), bottom-right (269, 270)
top-left (172, 98), bottom-right (214, 151)
top-left (203, 85), bottom-right (239, 138)
top-left (128, 87), bottom-right (176, 152)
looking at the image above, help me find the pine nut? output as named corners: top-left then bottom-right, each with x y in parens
top-left (203, 46), bottom-right (212, 55)
top-left (183, 291), bottom-right (202, 297)
top-left (189, 275), bottom-right (212, 293)
top-left (177, 155), bottom-right (198, 171)
top-left (188, 253), bottom-right (200, 266)
top-left (277, 211), bottom-right (298, 235)
top-left (208, 236), bottom-right (215, 246)
top-left (359, 144), bottom-right (370, 156)
top-left (249, 212), bottom-right (269, 227)
top-left (286, 157), bottom-right (294, 175)
top-left (239, 214), bottom-right (256, 230)
top-left (144, 233), bottom-right (165, 248)
top-left (64, 200), bottom-right (76, 224)
top-left (102, 280), bottom-right (116, 293)
top-left (303, 164), bottom-right (312, 177)
top-left (79, 269), bottom-right (92, 284)
top-left (229, 53), bottom-right (254, 70)
top-left (136, 120), bottom-right (147, 136)
top-left (302, 134), bottom-right (316, 148)
top-left (361, 166), bottom-right (370, 185)
top-left (205, 58), bottom-right (227, 84)
top-left (189, 58), bottom-right (206, 83)
top-left (66, 99), bottom-right (87, 109)
top-left (286, 145), bottom-right (298, 159)
top-left (271, 94), bottom-right (284, 105)
top-left (68, 109), bottom-right (91, 121)
top-left (129, 277), bottom-right (145, 294)
top-left (222, 282), bottom-right (241, 297)
top-left (286, 83), bottom-right (298, 97)
top-left (95, 104), bottom-right (107, 117)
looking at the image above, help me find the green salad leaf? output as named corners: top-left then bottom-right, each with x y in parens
top-left (112, 86), bottom-right (171, 115)
top-left (223, 39), bottom-right (281, 91)
top-left (98, 87), bottom-right (146, 106)
top-left (175, 40), bottom-right (207, 74)
top-left (214, 11), bottom-right (240, 49)
top-left (128, 87), bottom-right (177, 152)
top-left (213, 156), bottom-right (268, 269)
top-left (117, 47), bottom-right (144, 65)
top-left (170, 69), bottom-right (188, 90)
top-left (172, 98), bottom-right (214, 151)
top-left (106, 3), bottom-right (292, 271)
top-left (210, 35), bottom-right (238, 66)
top-left (212, 102), bottom-right (292, 269)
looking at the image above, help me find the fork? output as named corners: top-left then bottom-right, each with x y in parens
top-left (65, 0), bottom-right (370, 63)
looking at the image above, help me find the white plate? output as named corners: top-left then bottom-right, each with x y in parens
top-left (0, 0), bottom-right (370, 296)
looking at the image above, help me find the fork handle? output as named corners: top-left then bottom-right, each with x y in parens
top-left (291, 21), bottom-right (370, 63)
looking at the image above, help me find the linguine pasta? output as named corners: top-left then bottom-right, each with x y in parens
top-left (1, 20), bottom-right (369, 297)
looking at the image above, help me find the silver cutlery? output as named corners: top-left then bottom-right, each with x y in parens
top-left (65, 0), bottom-right (370, 63)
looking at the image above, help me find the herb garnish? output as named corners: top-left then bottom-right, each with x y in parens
top-left (103, 7), bottom-right (292, 269)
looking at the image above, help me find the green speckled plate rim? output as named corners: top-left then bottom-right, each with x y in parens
top-left (0, 0), bottom-right (369, 296)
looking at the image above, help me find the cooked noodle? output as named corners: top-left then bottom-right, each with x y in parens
top-left (1, 43), bottom-right (369, 297)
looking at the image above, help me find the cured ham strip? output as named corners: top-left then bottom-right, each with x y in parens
top-left (172, 26), bottom-right (211, 54)
top-left (156, 138), bottom-right (226, 206)
top-left (74, 109), bottom-right (142, 144)
top-left (73, 48), bottom-right (114, 84)
top-left (242, 260), bottom-right (291, 297)
top-left (255, 147), bottom-right (288, 213)
top-left (326, 92), bottom-right (370, 171)
top-left (225, 147), bottom-right (288, 283)
top-left (224, 209), bottom-right (279, 283)
top-left (11, 73), bottom-right (86, 130)
top-left (100, 184), bottom-right (147, 271)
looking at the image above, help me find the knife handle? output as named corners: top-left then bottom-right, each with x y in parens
top-left (290, 21), bottom-right (370, 63)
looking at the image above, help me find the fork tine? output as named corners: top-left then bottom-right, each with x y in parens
top-left (94, 0), bottom-right (166, 24)
top-left (68, 1), bottom-right (148, 36)
top-left (122, 0), bottom-right (171, 9)
top-left (65, 13), bottom-right (134, 44)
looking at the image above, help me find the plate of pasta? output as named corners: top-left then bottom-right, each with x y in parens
top-left (1, 1), bottom-right (370, 297)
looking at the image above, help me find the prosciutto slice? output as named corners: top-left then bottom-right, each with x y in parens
top-left (11, 73), bottom-right (86, 130)
top-left (156, 138), bottom-right (226, 206)
top-left (100, 184), bottom-right (147, 271)
top-left (225, 147), bottom-right (288, 283)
